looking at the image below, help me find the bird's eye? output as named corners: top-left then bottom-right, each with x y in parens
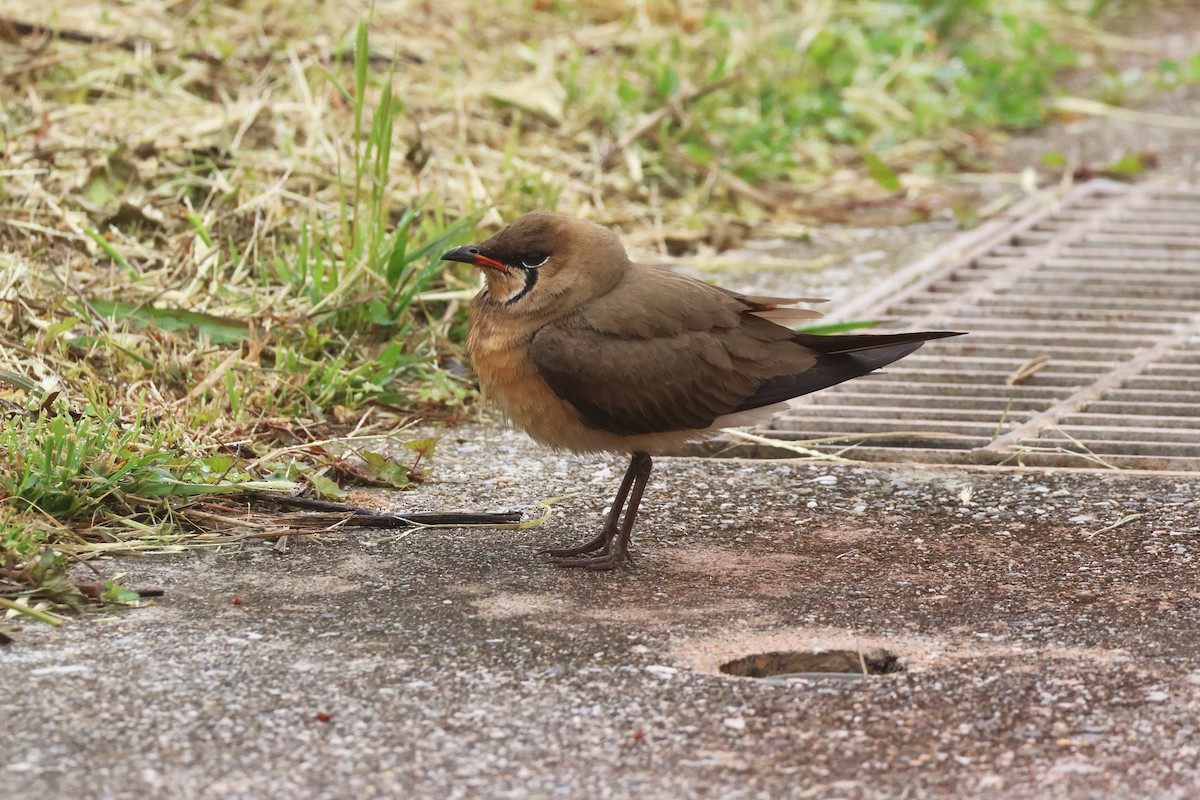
top-left (519, 252), bottom-right (549, 269)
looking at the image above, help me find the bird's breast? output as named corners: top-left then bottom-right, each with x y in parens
top-left (465, 301), bottom-right (579, 444)
top-left (466, 308), bottom-right (701, 455)
top-left (466, 326), bottom-right (591, 450)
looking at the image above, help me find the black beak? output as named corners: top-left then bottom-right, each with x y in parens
top-left (440, 245), bottom-right (510, 274)
top-left (440, 245), bottom-right (481, 265)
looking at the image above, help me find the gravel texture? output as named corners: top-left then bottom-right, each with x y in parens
top-left (5, 421), bottom-right (1200, 800)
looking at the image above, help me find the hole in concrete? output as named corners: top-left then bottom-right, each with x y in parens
top-left (719, 649), bottom-right (904, 682)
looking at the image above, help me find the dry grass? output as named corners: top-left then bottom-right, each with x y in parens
top-left (2, 0), bottom-right (1140, 259)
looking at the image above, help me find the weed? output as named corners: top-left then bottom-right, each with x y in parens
top-left (0, 21), bottom-right (472, 625)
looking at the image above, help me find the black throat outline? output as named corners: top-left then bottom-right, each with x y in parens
top-left (504, 268), bottom-right (538, 305)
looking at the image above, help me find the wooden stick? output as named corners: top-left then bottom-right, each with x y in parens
top-left (600, 72), bottom-right (742, 169)
top-left (237, 490), bottom-right (522, 528)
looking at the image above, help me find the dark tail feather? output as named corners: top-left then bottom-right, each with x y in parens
top-left (734, 330), bottom-right (965, 412)
top-left (791, 330), bottom-right (964, 354)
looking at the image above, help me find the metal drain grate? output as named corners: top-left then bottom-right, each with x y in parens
top-left (762, 180), bottom-right (1200, 471)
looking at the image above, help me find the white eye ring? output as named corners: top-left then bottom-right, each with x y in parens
top-left (521, 254), bottom-right (549, 269)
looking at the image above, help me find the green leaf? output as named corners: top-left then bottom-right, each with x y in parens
top-left (67, 334), bottom-right (154, 369)
top-left (403, 437), bottom-right (437, 460)
top-left (45, 315), bottom-right (83, 339)
top-left (0, 370), bottom-right (41, 393)
top-left (684, 139), bottom-right (715, 165)
top-left (83, 176), bottom-right (116, 206)
top-left (861, 151), bottom-right (901, 191)
top-left (103, 582), bottom-right (142, 604)
top-left (385, 208), bottom-right (419, 287)
top-left (202, 455), bottom-right (236, 474)
top-left (84, 226), bottom-right (132, 271)
top-left (305, 471), bottom-right (346, 499)
top-left (366, 298), bottom-right (395, 326)
top-left (184, 212), bottom-right (213, 247)
top-left (1106, 154), bottom-right (1146, 175)
top-left (797, 320), bottom-right (880, 335)
top-left (134, 479), bottom-right (249, 497)
top-left (1041, 151), bottom-right (1067, 167)
top-left (319, 65), bottom-right (354, 106)
top-left (353, 19), bottom-right (369, 142)
top-left (360, 451), bottom-right (412, 489)
top-left (89, 300), bottom-right (249, 344)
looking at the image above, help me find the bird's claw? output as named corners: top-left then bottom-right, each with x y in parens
top-left (549, 546), bottom-right (632, 571)
top-left (540, 528), bottom-right (616, 559)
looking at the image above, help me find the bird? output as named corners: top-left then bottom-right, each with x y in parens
top-left (441, 212), bottom-right (961, 570)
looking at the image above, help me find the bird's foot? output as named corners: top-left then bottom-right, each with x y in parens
top-left (541, 452), bottom-right (648, 571)
top-left (548, 543), bottom-right (632, 571)
top-left (540, 528), bottom-right (614, 559)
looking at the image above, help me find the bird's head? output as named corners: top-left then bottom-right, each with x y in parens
top-left (441, 212), bottom-right (630, 316)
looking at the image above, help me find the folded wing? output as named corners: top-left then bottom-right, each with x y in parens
top-left (530, 266), bottom-right (961, 436)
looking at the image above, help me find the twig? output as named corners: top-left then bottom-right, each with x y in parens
top-left (245, 511), bottom-right (519, 532)
top-left (0, 17), bottom-right (147, 48)
top-left (328, 48), bottom-right (423, 66)
top-left (0, 596), bottom-right (64, 626)
top-left (664, 147), bottom-right (790, 211)
top-left (715, 168), bottom-right (788, 211)
top-left (0, 17), bottom-right (220, 63)
top-left (184, 350), bottom-right (241, 403)
top-left (1087, 513), bottom-right (1143, 540)
top-left (601, 72), bottom-right (742, 168)
top-left (73, 581), bottom-right (165, 599)
top-left (719, 428), bottom-right (853, 461)
top-left (237, 490), bottom-right (522, 527)
top-left (1006, 355), bottom-right (1051, 385)
top-left (1048, 96), bottom-right (1200, 131)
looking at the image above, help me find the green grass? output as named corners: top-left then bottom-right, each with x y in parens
top-left (0, 389), bottom-right (436, 631)
top-left (0, 20), bottom-right (475, 625)
top-left (0, 0), bottom-right (1193, 628)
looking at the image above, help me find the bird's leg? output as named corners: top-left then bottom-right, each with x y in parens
top-left (550, 452), bottom-right (652, 570)
top-left (542, 453), bottom-right (640, 558)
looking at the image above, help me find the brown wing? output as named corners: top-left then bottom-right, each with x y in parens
top-left (528, 268), bottom-right (818, 436)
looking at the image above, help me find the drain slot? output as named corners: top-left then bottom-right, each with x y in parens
top-left (719, 648), bottom-right (904, 682)
top-left (748, 181), bottom-right (1200, 472)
